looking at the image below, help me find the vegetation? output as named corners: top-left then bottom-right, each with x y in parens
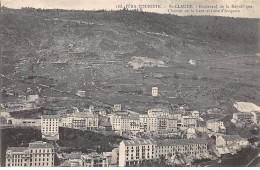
top-left (58, 127), bottom-right (124, 153)
top-left (0, 127), bottom-right (42, 166)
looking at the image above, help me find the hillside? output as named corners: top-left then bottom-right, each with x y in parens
top-left (0, 8), bottom-right (259, 113)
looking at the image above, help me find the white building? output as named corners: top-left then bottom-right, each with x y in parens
top-left (110, 111), bottom-right (140, 134)
top-left (156, 138), bottom-right (208, 158)
top-left (41, 115), bottom-right (59, 140)
top-left (6, 141), bottom-right (55, 167)
top-left (180, 116), bottom-right (197, 130)
top-left (61, 112), bottom-right (98, 130)
top-left (152, 87), bottom-right (158, 97)
top-left (206, 119), bottom-right (226, 133)
top-left (191, 111), bottom-right (200, 118)
top-left (216, 135), bottom-right (249, 147)
top-left (119, 139), bottom-right (156, 167)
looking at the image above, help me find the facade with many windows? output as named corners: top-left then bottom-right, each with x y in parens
top-left (41, 115), bottom-right (59, 140)
top-left (119, 139), bottom-right (156, 167)
top-left (156, 138), bottom-right (208, 158)
top-left (6, 141), bottom-right (55, 167)
top-left (110, 111), bottom-right (140, 133)
top-left (61, 112), bottom-right (98, 130)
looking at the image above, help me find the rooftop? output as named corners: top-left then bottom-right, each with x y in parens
top-left (122, 139), bottom-right (155, 146)
top-left (222, 135), bottom-right (244, 141)
top-left (156, 138), bottom-right (208, 146)
top-left (41, 115), bottom-right (59, 119)
top-left (7, 147), bottom-right (28, 153)
top-left (29, 141), bottom-right (54, 148)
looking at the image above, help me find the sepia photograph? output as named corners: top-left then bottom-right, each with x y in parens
top-left (0, 0), bottom-right (259, 167)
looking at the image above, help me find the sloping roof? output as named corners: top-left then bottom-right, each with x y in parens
top-left (122, 139), bottom-right (155, 146)
top-left (7, 147), bottom-right (28, 153)
top-left (207, 119), bottom-right (219, 123)
top-left (42, 115), bottom-right (59, 119)
top-left (156, 138), bottom-right (208, 146)
top-left (128, 113), bottom-right (139, 120)
top-left (222, 135), bottom-right (244, 141)
top-left (29, 142), bottom-right (54, 148)
top-left (68, 112), bottom-right (97, 118)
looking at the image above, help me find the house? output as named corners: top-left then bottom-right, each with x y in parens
top-left (6, 141), bottom-right (55, 167)
top-left (216, 135), bottom-right (249, 147)
top-left (81, 152), bottom-right (111, 167)
top-left (60, 152), bottom-right (84, 167)
top-left (180, 116), bottom-right (197, 130)
top-left (206, 119), bottom-right (226, 133)
top-left (231, 112), bottom-right (253, 127)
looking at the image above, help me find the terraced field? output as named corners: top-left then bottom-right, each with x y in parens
top-left (1, 8), bottom-right (259, 113)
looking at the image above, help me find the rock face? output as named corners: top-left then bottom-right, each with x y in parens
top-left (1, 8), bottom-right (260, 112)
top-left (233, 102), bottom-right (260, 113)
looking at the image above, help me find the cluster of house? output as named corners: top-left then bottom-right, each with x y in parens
top-left (3, 87), bottom-right (255, 167)
top-left (0, 94), bottom-right (40, 112)
top-left (108, 104), bottom-right (200, 138)
top-left (214, 135), bottom-right (249, 157)
top-left (6, 132), bottom-right (250, 167)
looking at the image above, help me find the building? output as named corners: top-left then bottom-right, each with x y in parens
top-left (156, 138), bottom-right (208, 158)
top-left (168, 115), bottom-right (178, 132)
top-left (216, 135), bottom-right (249, 147)
top-left (119, 139), bottom-right (156, 167)
top-left (6, 118), bottom-right (41, 127)
top-left (6, 141), bottom-right (55, 167)
top-left (191, 111), bottom-right (200, 118)
top-left (152, 87), bottom-right (158, 97)
top-left (180, 116), bottom-right (197, 130)
top-left (146, 107), bottom-right (170, 133)
top-left (251, 111), bottom-right (260, 127)
top-left (114, 104), bottom-right (122, 112)
top-left (206, 119), bottom-right (226, 133)
top-left (109, 111), bottom-right (140, 134)
top-left (231, 112), bottom-right (253, 127)
top-left (139, 114), bottom-right (148, 132)
top-left (41, 115), bottom-right (59, 140)
top-left (81, 152), bottom-right (111, 167)
top-left (61, 112), bottom-right (98, 130)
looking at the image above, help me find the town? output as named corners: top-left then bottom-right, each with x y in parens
top-left (1, 86), bottom-right (260, 167)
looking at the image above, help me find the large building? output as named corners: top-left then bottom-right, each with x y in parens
top-left (61, 112), bottom-right (98, 130)
top-left (109, 110), bottom-right (140, 134)
top-left (119, 139), bottom-right (156, 167)
top-left (156, 138), bottom-right (208, 158)
top-left (6, 141), bottom-right (55, 167)
top-left (41, 115), bottom-right (59, 140)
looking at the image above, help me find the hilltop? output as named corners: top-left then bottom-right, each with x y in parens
top-left (1, 8), bottom-right (259, 113)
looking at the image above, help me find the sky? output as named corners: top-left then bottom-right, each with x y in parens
top-left (1, 0), bottom-right (260, 18)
